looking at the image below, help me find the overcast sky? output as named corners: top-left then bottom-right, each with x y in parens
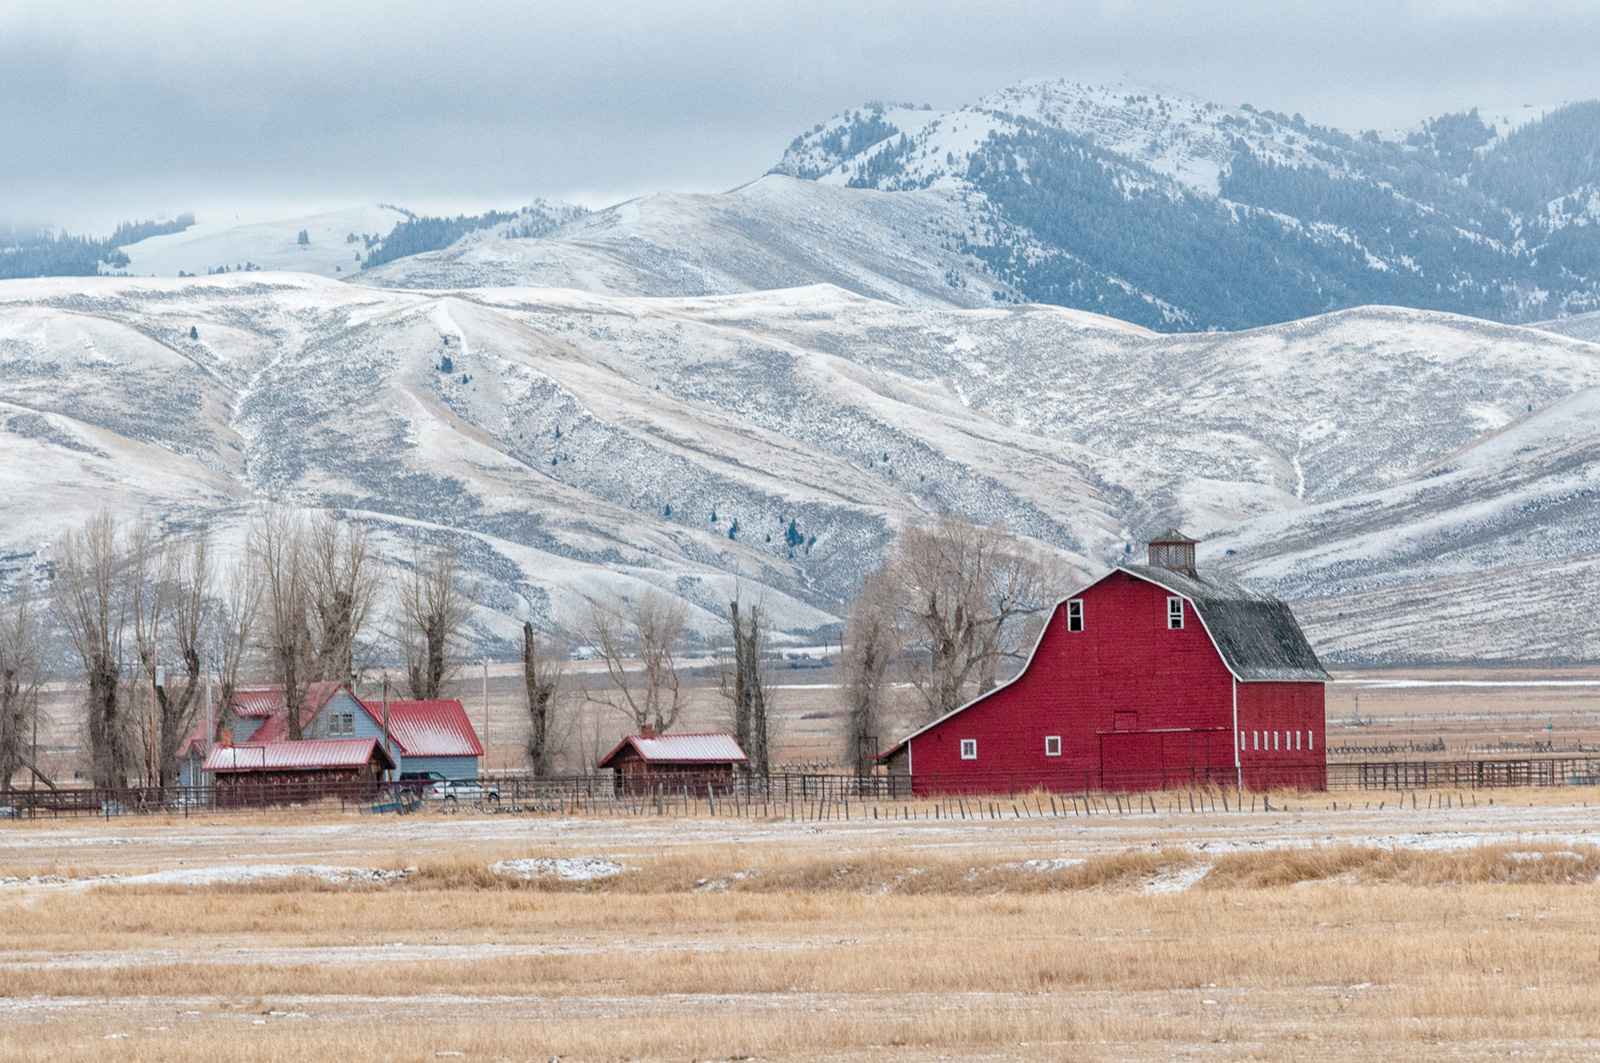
top-left (5, 0), bottom-right (1600, 232)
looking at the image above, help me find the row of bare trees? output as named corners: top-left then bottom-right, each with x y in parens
top-left (842, 514), bottom-right (1063, 773)
top-left (41, 509), bottom-right (477, 790)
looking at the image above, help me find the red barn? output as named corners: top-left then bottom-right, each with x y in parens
top-left (880, 531), bottom-right (1328, 794)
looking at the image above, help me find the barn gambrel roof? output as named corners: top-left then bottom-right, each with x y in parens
top-left (1117, 563), bottom-right (1329, 682)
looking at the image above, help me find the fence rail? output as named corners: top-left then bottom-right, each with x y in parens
top-left (3, 754), bottom-right (1597, 819)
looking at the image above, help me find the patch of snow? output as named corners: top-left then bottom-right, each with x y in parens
top-left (490, 857), bottom-right (629, 881)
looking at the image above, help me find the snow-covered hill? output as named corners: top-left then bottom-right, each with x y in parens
top-left (354, 80), bottom-right (1600, 332)
top-left (118, 205), bottom-right (411, 279)
top-left (2, 273), bottom-right (1597, 662)
top-left (358, 177), bottom-right (1021, 309)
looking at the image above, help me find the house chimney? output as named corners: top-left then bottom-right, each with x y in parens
top-left (1147, 528), bottom-right (1198, 574)
top-left (641, 723), bottom-right (655, 739)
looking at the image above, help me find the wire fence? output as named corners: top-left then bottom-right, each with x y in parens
top-left (3, 754), bottom-right (1597, 820)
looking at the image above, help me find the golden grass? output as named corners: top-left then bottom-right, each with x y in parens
top-left (5, 802), bottom-right (1600, 1061)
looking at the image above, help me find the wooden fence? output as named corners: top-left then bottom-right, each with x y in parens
top-left (2, 754), bottom-right (1596, 819)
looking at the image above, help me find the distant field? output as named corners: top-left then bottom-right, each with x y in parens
top-left (3, 791), bottom-right (1600, 1061)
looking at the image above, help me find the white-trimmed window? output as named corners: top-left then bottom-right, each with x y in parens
top-left (1167, 597), bottom-right (1184, 629)
top-left (327, 711), bottom-right (354, 736)
top-left (1273, 731), bottom-right (1280, 751)
top-left (1295, 730), bottom-right (1302, 751)
top-left (1045, 735), bottom-right (1062, 757)
top-left (1308, 730), bottom-right (1314, 751)
top-left (1253, 731), bottom-right (1259, 750)
top-left (1066, 599), bottom-right (1084, 632)
top-left (960, 738), bottom-right (977, 760)
top-left (1238, 731), bottom-right (1245, 751)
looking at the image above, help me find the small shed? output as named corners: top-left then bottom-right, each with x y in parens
top-left (202, 738), bottom-right (394, 806)
top-left (596, 730), bottom-right (747, 795)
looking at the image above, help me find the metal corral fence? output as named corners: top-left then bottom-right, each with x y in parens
top-left (3, 755), bottom-right (1597, 819)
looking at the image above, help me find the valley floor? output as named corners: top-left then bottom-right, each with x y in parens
top-left (2, 792), bottom-right (1599, 1061)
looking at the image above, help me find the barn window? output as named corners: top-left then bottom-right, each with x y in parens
top-left (1308, 730), bottom-right (1314, 751)
top-left (1238, 731), bottom-right (1245, 751)
top-left (1167, 597), bottom-right (1184, 629)
top-left (1067, 599), bottom-right (1084, 631)
top-left (1295, 730), bottom-right (1301, 751)
top-left (1252, 731), bottom-right (1259, 750)
top-left (960, 738), bottom-right (977, 760)
top-left (1273, 731), bottom-right (1279, 751)
top-left (1045, 735), bottom-right (1061, 756)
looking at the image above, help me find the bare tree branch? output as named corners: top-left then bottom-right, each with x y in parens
top-left (580, 590), bottom-right (688, 734)
top-left (397, 535), bottom-right (471, 700)
top-left (55, 512), bottom-right (133, 788)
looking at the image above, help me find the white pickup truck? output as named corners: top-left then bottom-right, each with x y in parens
top-left (422, 777), bottom-right (501, 806)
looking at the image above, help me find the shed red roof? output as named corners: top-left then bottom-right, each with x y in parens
top-left (358, 699), bottom-right (483, 758)
top-left (596, 732), bottom-right (747, 770)
top-left (202, 738), bottom-right (394, 773)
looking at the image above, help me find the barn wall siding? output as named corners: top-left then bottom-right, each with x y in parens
top-left (903, 570), bottom-right (1326, 794)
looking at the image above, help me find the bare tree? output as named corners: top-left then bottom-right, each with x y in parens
top-left (127, 529), bottom-right (223, 786)
top-left (306, 512), bottom-right (380, 684)
top-left (582, 590), bottom-right (688, 734)
top-left (841, 568), bottom-right (899, 775)
top-left (213, 553), bottom-right (260, 734)
top-left (522, 622), bottom-right (565, 776)
top-left (723, 597), bottom-right (773, 774)
top-left (881, 514), bottom-right (1062, 724)
top-left (250, 508), bottom-right (314, 740)
top-left (55, 512), bottom-right (134, 787)
top-left (0, 573), bottom-right (43, 792)
top-left (398, 536), bottom-right (471, 700)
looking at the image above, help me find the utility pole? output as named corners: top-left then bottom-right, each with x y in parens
top-left (150, 661), bottom-right (162, 788)
top-left (203, 649), bottom-right (213, 792)
top-left (381, 671), bottom-right (392, 782)
top-left (482, 654), bottom-right (489, 780)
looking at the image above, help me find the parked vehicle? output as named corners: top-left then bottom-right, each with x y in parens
top-left (423, 778), bottom-right (500, 806)
top-left (396, 771), bottom-right (446, 792)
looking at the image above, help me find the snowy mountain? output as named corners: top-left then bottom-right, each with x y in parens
top-left (118, 205), bottom-right (413, 279)
top-left (367, 80), bottom-right (1600, 332)
top-left (2, 272), bottom-right (1597, 663)
top-left (358, 178), bottom-right (1018, 309)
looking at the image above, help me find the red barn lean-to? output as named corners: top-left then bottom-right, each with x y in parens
top-left (880, 531), bottom-right (1329, 795)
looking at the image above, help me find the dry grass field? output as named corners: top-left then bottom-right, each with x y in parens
top-left (4, 790), bottom-right (1600, 1062)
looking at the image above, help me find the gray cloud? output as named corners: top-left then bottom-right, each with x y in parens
top-left (4, 0), bottom-right (1600, 230)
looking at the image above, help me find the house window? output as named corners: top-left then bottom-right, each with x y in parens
top-left (1045, 735), bottom-right (1061, 757)
top-left (1167, 597), bottom-right (1184, 629)
top-left (1066, 599), bottom-right (1084, 632)
top-left (960, 738), bottom-right (977, 760)
top-left (327, 712), bottom-right (354, 736)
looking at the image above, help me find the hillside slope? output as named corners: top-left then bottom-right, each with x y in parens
top-left (2, 274), bottom-right (1597, 662)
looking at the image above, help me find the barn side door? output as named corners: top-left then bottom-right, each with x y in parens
top-left (1099, 732), bottom-right (1162, 792)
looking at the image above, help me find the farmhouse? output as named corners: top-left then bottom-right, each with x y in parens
top-left (177, 684), bottom-right (484, 786)
top-left (597, 729), bottom-right (747, 795)
top-left (880, 531), bottom-right (1328, 794)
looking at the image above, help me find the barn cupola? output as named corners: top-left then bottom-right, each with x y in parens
top-left (1147, 528), bottom-right (1198, 575)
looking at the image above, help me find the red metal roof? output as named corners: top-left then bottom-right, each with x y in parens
top-left (596, 732), bottom-right (747, 769)
top-left (358, 699), bottom-right (483, 758)
top-left (202, 738), bottom-right (394, 773)
top-left (247, 682), bottom-right (351, 743)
